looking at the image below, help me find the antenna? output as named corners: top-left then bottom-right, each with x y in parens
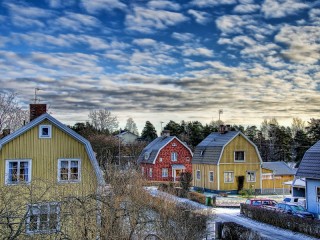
top-left (33, 88), bottom-right (41, 103)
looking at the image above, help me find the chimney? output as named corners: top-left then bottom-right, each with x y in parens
top-left (30, 104), bottom-right (47, 121)
top-left (2, 129), bottom-right (10, 138)
top-left (161, 130), bottom-right (170, 137)
top-left (219, 125), bottom-right (225, 134)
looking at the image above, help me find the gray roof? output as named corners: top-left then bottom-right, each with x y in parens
top-left (192, 131), bottom-right (262, 165)
top-left (193, 131), bottom-right (243, 165)
top-left (0, 113), bottom-right (105, 186)
top-left (262, 162), bottom-right (295, 176)
top-left (137, 136), bottom-right (192, 164)
top-left (296, 141), bottom-right (320, 179)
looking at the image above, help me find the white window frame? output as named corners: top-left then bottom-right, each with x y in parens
top-left (234, 151), bottom-right (245, 162)
top-left (149, 168), bottom-right (152, 178)
top-left (5, 159), bottom-right (32, 185)
top-left (247, 171), bottom-right (256, 182)
top-left (171, 152), bottom-right (178, 162)
top-left (196, 170), bottom-right (201, 180)
top-left (39, 125), bottom-right (52, 139)
top-left (162, 168), bottom-right (168, 178)
top-left (224, 171), bottom-right (234, 183)
top-left (26, 202), bottom-right (60, 234)
top-left (144, 152), bottom-right (149, 160)
top-left (172, 143), bottom-right (177, 147)
top-left (57, 159), bottom-right (81, 183)
top-left (209, 171), bottom-right (214, 182)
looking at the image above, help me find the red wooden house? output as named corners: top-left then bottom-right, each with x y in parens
top-left (137, 132), bottom-right (193, 182)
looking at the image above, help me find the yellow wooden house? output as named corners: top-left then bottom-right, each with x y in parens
top-left (261, 162), bottom-right (295, 194)
top-left (0, 104), bottom-right (105, 237)
top-left (192, 129), bottom-right (263, 194)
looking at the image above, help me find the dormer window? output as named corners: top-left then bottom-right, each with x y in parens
top-left (144, 152), bottom-right (150, 160)
top-left (200, 150), bottom-right (205, 156)
top-left (39, 125), bottom-right (52, 138)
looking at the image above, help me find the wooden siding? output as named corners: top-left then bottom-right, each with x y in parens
top-left (0, 119), bottom-right (97, 199)
top-left (192, 164), bottom-right (218, 190)
top-left (218, 134), bottom-right (261, 191)
top-left (262, 175), bottom-right (294, 189)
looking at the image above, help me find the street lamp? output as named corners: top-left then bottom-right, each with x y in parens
top-left (218, 109), bottom-right (223, 121)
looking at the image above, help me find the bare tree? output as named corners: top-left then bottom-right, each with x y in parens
top-left (88, 109), bottom-right (119, 134)
top-left (0, 92), bottom-right (28, 133)
top-left (125, 117), bottom-right (139, 135)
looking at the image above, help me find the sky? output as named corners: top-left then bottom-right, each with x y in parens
top-left (1, 0), bottom-right (320, 134)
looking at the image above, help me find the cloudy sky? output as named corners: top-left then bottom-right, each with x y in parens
top-left (1, 0), bottom-right (320, 133)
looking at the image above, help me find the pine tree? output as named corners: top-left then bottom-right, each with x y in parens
top-left (141, 121), bottom-right (158, 142)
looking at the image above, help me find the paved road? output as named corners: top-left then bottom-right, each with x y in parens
top-left (210, 208), bottom-right (319, 240)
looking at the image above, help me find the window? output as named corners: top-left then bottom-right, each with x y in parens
top-left (234, 151), bottom-right (245, 162)
top-left (209, 171), bottom-right (214, 182)
top-left (317, 187), bottom-right (320, 202)
top-left (196, 170), bottom-right (201, 180)
top-left (39, 125), bottom-right (52, 138)
top-left (5, 159), bottom-right (31, 185)
top-left (149, 168), bottom-right (152, 178)
top-left (162, 168), bottom-right (168, 178)
top-left (172, 143), bottom-right (177, 147)
top-left (58, 159), bottom-right (81, 182)
top-left (247, 171), bottom-right (256, 182)
top-left (224, 171), bottom-right (234, 183)
top-left (200, 150), bottom-right (204, 156)
top-left (141, 167), bottom-right (144, 176)
top-left (159, 158), bottom-right (162, 162)
top-left (144, 152), bottom-right (150, 160)
top-left (262, 173), bottom-right (273, 180)
top-left (171, 152), bottom-right (177, 161)
top-left (26, 202), bottom-right (60, 234)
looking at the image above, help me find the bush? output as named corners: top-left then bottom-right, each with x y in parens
top-left (187, 192), bottom-right (206, 205)
top-left (240, 204), bottom-right (320, 238)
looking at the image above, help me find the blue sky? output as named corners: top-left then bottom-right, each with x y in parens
top-left (1, 0), bottom-right (320, 133)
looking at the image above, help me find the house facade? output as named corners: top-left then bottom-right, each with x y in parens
top-left (116, 131), bottom-right (139, 144)
top-left (296, 140), bottom-right (320, 217)
top-left (137, 133), bottom-right (192, 182)
top-left (0, 104), bottom-right (104, 236)
top-left (192, 129), bottom-right (263, 194)
top-left (261, 162), bottom-right (295, 194)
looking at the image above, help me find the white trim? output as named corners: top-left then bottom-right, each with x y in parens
top-left (39, 124), bottom-right (52, 138)
top-left (152, 136), bottom-right (193, 164)
top-left (217, 164), bottom-right (220, 190)
top-left (246, 171), bottom-right (256, 182)
top-left (26, 202), bottom-right (60, 234)
top-left (196, 169), bottom-right (201, 180)
top-left (5, 159), bottom-right (32, 185)
top-left (162, 168), bottom-right (168, 178)
top-left (57, 159), bottom-right (81, 183)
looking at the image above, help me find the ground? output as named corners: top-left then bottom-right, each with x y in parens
top-left (146, 187), bottom-right (318, 240)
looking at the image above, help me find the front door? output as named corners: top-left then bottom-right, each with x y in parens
top-left (173, 169), bottom-right (182, 182)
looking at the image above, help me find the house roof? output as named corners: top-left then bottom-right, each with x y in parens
top-left (262, 162), bottom-right (296, 176)
top-left (0, 113), bottom-right (105, 186)
top-left (192, 131), bottom-right (262, 165)
top-left (296, 140), bottom-right (320, 179)
top-left (137, 136), bottom-right (192, 164)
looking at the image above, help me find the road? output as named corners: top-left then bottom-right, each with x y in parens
top-left (210, 208), bottom-right (319, 240)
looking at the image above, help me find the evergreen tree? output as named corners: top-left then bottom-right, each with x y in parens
top-left (307, 118), bottom-right (320, 144)
top-left (141, 121), bottom-right (158, 142)
top-left (164, 120), bottom-right (183, 136)
top-left (293, 129), bottom-right (312, 167)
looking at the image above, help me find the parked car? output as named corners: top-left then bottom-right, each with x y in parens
top-left (245, 198), bottom-right (277, 207)
top-left (276, 203), bottom-right (314, 219)
top-left (283, 197), bottom-right (306, 207)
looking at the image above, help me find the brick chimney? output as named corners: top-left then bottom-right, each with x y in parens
top-left (219, 125), bottom-right (230, 134)
top-left (30, 104), bottom-right (47, 121)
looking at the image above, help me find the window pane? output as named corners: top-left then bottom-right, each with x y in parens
top-left (29, 215), bottom-right (38, 231)
top-left (42, 127), bottom-right (49, 136)
top-left (20, 161), bottom-right (29, 182)
top-left (60, 161), bottom-right (69, 180)
top-left (70, 161), bottom-right (79, 180)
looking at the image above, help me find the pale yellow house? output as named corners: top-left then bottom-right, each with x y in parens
top-left (192, 128), bottom-right (263, 194)
top-left (0, 104), bottom-right (105, 236)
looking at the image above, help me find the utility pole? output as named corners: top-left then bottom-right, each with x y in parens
top-left (218, 109), bottom-right (223, 121)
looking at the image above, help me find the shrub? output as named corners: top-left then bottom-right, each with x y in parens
top-left (187, 192), bottom-right (206, 205)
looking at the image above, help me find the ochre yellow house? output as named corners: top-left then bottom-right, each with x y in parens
top-left (0, 104), bottom-right (105, 237)
top-left (261, 162), bottom-right (295, 194)
top-left (192, 128), bottom-right (263, 194)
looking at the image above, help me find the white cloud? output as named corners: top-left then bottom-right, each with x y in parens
top-left (81, 0), bottom-right (126, 13)
top-left (147, 1), bottom-right (181, 11)
top-left (132, 38), bottom-right (157, 47)
top-left (125, 7), bottom-right (188, 33)
top-left (261, 0), bottom-right (309, 19)
top-left (11, 16), bottom-right (46, 28)
top-left (130, 50), bottom-right (177, 67)
top-left (233, 4), bottom-right (260, 14)
top-left (182, 47), bottom-right (214, 57)
top-left (187, 9), bottom-right (211, 25)
top-left (5, 3), bottom-right (54, 18)
top-left (216, 15), bottom-right (255, 35)
top-left (52, 12), bottom-right (101, 31)
top-left (190, 0), bottom-right (237, 8)
top-left (171, 32), bottom-right (195, 42)
top-left (309, 8), bottom-right (320, 26)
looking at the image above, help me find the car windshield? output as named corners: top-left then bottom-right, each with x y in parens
top-left (290, 205), bottom-right (305, 211)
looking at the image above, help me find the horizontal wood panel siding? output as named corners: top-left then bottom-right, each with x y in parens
top-left (192, 164), bottom-right (217, 190)
top-left (0, 120), bottom-right (97, 198)
top-left (219, 135), bottom-right (261, 191)
top-left (262, 168), bottom-right (273, 173)
top-left (262, 175), bottom-right (294, 189)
